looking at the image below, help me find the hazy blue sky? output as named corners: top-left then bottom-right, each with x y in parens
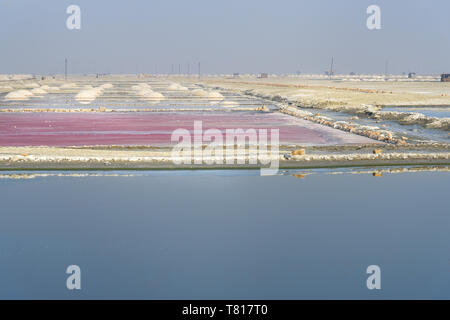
top-left (0, 0), bottom-right (449, 75)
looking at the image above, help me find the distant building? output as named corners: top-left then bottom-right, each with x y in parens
top-left (349, 72), bottom-right (355, 76)
top-left (259, 73), bottom-right (268, 79)
top-left (441, 74), bottom-right (450, 82)
top-left (408, 72), bottom-right (416, 79)
top-left (233, 73), bottom-right (240, 78)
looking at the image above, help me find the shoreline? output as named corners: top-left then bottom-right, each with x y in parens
top-left (1, 156), bottom-right (448, 171)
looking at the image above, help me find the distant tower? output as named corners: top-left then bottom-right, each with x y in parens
top-left (64, 58), bottom-right (68, 80)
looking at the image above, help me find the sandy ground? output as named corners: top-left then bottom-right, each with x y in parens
top-left (191, 76), bottom-right (450, 131)
top-left (193, 76), bottom-right (450, 107)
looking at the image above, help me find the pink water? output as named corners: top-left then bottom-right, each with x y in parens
top-left (0, 112), bottom-right (375, 146)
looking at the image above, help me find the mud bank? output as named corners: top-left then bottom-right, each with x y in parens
top-left (278, 105), bottom-right (405, 145)
top-left (1, 159), bottom-right (448, 170)
top-left (247, 89), bottom-right (450, 131)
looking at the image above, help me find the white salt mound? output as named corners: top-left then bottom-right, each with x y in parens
top-left (75, 87), bottom-right (104, 104)
top-left (26, 83), bottom-right (40, 89)
top-left (191, 89), bottom-right (208, 97)
top-left (131, 83), bottom-right (164, 100)
top-left (31, 88), bottom-right (47, 96)
top-left (221, 101), bottom-right (238, 107)
top-left (132, 83), bottom-right (152, 91)
top-left (136, 88), bottom-right (153, 96)
top-left (93, 87), bottom-right (104, 95)
top-left (40, 85), bottom-right (60, 91)
top-left (100, 83), bottom-right (114, 89)
top-left (208, 91), bottom-right (224, 100)
top-left (11, 75), bottom-right (33, 80)
top-left (60, 83), bottom-right (78, 89)
top-left (167, 83), bottom-right (188, 91)
top-left (139, 90), bottom-right (165, 100)
top-left (140, 83), bottom-right (152, 89)
top-left (166, 83), bottom-right (179, 91)
top-left (5, 89), bottom-right (34, 101)
top-left (75, 90), bottom-right (97, 103)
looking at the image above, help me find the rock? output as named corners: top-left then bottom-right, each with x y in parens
top-left (373, 149), bottom-right (383, 154)
top-left (372, 172), bottom-right (383, 177)
top-left (292, 149), bottom-right (306, 156)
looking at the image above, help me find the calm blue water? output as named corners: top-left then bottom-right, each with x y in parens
top-left (0, 168), bottom-right (449, 299)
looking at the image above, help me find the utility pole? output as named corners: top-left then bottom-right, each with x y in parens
top-left (171, 64), bottom-right (174, 74)
top-left (187, 62), bottom-right (190, 75)
top-left (329, 57), bottom-right (334, 80)
top-left (198, 62), bottom-right (201, 79)
top-left (385, 60), bottom-right (389, 79)
top-left (179, 64), bottom-right (181, 74)
top-left (64, 58), bottom-right (68, 80)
